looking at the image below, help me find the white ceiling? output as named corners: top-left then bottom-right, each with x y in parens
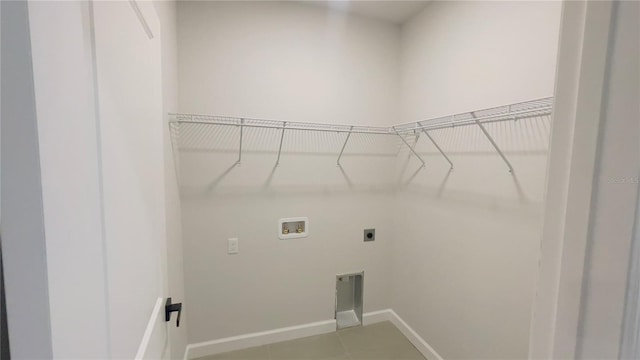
top-left (304, 1), bottom-right (431, 25)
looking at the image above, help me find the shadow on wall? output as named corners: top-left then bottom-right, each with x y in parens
top-left (389, 115), bottom-right (552, 360)
top-left (173, 114), bottom-right (551, 203)
top-left (397, 114), bottom-right (551, 205)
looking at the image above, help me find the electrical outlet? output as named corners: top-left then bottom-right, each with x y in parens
top-left (228, 238), bottom-right (239, 254)
top-left (364, 229), bottom-right (375, 242)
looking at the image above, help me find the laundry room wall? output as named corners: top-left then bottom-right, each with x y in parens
top-left (392, 1), bottom-right (561, 359)
top-left (176, 1), bottom-right (401, 344)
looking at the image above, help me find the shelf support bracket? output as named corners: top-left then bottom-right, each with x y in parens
top-left (418, 124), bottom-right (453, 171)
top-left (406, 132), bottom-right (420, 160)
top-left (275, 122), bottom-right (287, 166)
top-left (337, 126), bottom-right (354, 166)
top-left (397, 132), bottom-right (420, 182)
top-left (392, 127), bottom-right (426, 168)
top-left (472, 112), bottom-right (514, 174)
top-left (237, 119), bottom-right (244, 165)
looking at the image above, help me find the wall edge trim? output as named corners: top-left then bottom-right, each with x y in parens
top-left (388, 310), bottom-right (444, 360)
top-left (135, 296), bottom-right (165, 360)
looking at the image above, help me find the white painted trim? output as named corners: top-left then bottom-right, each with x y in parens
top-left (362, 309), bottom-right (392, 325)
top-left (185, 309), bottom-right (442, 360)
top-left (388, 310), bottom-right (444, 360)
top-left (621, 180), bottom-right (640, 358)
top-left (186, 319), bottom-right (335, 359)
top-left (529, 1), bottom-right (614, 358)
top-left (135, 297), bottom-right (164, 360)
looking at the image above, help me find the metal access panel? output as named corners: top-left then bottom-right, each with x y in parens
top-left (335, 272), bottom-right (364, 330)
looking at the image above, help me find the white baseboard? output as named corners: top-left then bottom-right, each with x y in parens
top-left (388, 309), bottom-right (444, 360)
top-left (185, 319), bottom-right (336, 359)
top-left (185, 309), bottom-right (443, 360)
top-left (362, 309), bottom-right (392, 325)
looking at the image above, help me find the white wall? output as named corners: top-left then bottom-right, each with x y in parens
top-left (392, 1), bottom-right (561, 359)
top-left (576, 1), bottom-right (639, 357)
top-left (91, 2), bottom-right (167, 357)
top-left (400, 1), bottom-right (561, 122)
top-left (154, 1), bottom-right (189, 358)
top-left (2, 1), bottom-right (186, 359)
top-left (177, 1), bottom-right (400, 344)
top-left (2, 2), bottom-right (176, 358)
top-left (178, 0), bottom-right (399, 126)
top-left (527, 1), bottom-right (636, 357)
top-left (1, 2), bottom-right (54, 357)
top-left (27, 2), bottom-right (110, 357)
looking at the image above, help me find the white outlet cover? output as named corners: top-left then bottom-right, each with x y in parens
top-left (228, 238), bottom-right (239, 254)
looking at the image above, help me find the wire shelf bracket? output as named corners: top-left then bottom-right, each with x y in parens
top-left (337, 126), bottom-right (354, 166)
top-left (397, 132), bottom-right (421, 183)
top-left (275, 122), bottom-right (287, 166)
top-left (472, 112), bottom-right (514, 174)
top-left (237, 119), bottom-right (244, 165)
top-left (419, 124), bottom-right (454, 171)
top-left (392, 126), bottom-right (426, 169)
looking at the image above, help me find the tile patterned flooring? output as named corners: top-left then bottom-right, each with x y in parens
top-left (195, 321), bottom-right (426, 360)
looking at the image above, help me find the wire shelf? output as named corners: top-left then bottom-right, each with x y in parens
top-left (172, 113), bottom-right (393, 135)
top-left (170, 97), bottom-right (553, 175)
top-left (172, 97), bottom-right (552, 136)
top-left (392, 97), bottom-right (553, 133)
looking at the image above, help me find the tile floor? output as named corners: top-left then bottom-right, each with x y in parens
top-left (195, 321), bottom-right (426, 360)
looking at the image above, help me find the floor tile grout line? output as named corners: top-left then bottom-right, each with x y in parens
top-left (335, 328), bottom-right (351, 358)
top-left (266, 342), bottom-right (272, 360)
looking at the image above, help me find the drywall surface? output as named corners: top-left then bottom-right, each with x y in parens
top-left (528, 2), bottom-right (594, 356)
top-left (0, 2), bottom-right (54, 358)
top-left (177, 0), bottom-right (400, 126)
top-left (181, 186), bottom-right (394, 343)
top-left (392, 1), bottom-right (561, 359)
top-left (576, 1), bottom-right (639, 357)
top-left (27, 2), bottom-right (110, 357)
top-left (4, 2), bottom-right (175, 358)
top-left (178, 119), bottom-right (398, 346)
top-left (91, 2), bottom-right (168, 357)
top-left (400, 1), bottom-right (561, 122)
top-left (154, 0), bottom-right (189, 358)
top-left (177, 1), bottom-right (400, 343)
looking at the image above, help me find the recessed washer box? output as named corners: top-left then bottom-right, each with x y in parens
top-left (278, 217), bottom-right (309, 240)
